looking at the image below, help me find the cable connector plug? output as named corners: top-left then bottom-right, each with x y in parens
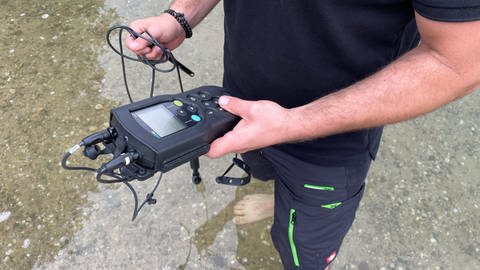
top-left (97, 152), bottom-right (139, 175)
top-left (81, 128), bottom-right (116, 147)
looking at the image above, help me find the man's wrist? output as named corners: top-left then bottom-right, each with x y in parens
top-left (285, 105), bottom-right (324, 143)
top-left (163, 8), bottom-right (193, 38)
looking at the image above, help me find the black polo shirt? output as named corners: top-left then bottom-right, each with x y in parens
top-left (222, 1), bottom-right (480, 165)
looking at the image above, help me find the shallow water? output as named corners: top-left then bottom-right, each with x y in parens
top-left (0, 1), bottom-right (118, 269)
top-left (1, 1), bottom-right (479, 270)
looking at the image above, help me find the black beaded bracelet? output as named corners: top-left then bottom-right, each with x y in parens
top-left (164, 8), bottom-right (193, 39)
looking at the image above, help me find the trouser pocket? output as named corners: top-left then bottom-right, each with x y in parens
top-left (289, 185), bottom-right (365, 269)
top-left (271, 179), bottom-right (367, 269)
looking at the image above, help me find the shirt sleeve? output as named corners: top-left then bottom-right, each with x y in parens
top-left (413, 0), bottom-right (480, 22)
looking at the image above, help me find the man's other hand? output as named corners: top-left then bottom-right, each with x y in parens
top-left (125, 14), bottom-right (185, 60)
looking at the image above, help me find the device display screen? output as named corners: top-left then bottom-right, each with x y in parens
top-left (132, 103), bottom-right (186, 138)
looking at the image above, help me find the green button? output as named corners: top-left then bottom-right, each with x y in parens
top-left (173, 100), bottom-right (183, 107)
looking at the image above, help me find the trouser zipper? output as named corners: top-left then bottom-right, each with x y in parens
top-left (289, 208), bottom-right (300, 267)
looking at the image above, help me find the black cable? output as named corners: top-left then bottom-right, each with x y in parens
top-left (106, 25), bottom-right (193, 101)
top-left (95, 167), bottom-right (163, 221)
top-left (176, 62), bottom-right (184, 93)
top-left (106, 26), bottom-right (173, 70)
top-left (117, 30), bottom-right (134, 103)
top-left (96, 170), bottom-right (127, 184)
top-left (131, 172), bottom-right (163, 221)
top-left (62, 153), bottom-right (97, 172)
top-left (150, 68), bottom-right (156, 97)
top-left (96, 169), bottom-right (164, 221)
top-left (61, 143), bottom-right (97, 172)
top-left (64, 25), bottom-right (193, 221)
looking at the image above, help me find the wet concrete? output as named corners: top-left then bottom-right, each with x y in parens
top-left (1, 1), bottom-right (479, 270)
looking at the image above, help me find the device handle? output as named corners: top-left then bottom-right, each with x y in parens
top-left (215, 156), bottom-right (251, 186)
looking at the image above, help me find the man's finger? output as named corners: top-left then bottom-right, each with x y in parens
top-left (206, 131), bottom-right (243, 158)
top-left (125, 31), bottom-right (154, 54)
top-left (206, 136), bottom-right (231, 158)
top-left (144, 46), bottom-right (164, 60)
top-left (218, 96), bottom-right (254, 119)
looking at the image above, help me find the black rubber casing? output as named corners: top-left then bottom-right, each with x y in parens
top-left (109, 85), bottom-right (239, 174)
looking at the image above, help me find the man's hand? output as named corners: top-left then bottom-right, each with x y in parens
top-left (125, 0), bottom-right (220, 59)
top-left (206, 96), bottom-right (294, 158)
top-left (125, 14), bottom-right (186, 60)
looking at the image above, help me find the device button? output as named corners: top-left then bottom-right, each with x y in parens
top-left (191, 114), bottom-right (202, 122)
top-left (203, 101), bottom-right (213, 107)
top-left (206, 109), bottom-right (215, 117)
top-left (212, 98), bottom-right (222, 109)
top-left (186, 105), bottom-right (197, 113)
top-left (186, 94), bottom-right (199, 102)
top-left (198, 91), bottom-right (212, 101)
top-left (173, 100), bottom-right (184, 107)
top-left (176, 109), bottom-right (187, 117)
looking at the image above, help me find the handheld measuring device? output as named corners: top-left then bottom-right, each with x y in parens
top-left (106, 85), bottom-right (238, 178)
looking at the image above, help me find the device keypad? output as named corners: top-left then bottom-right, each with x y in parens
top-left (203, 94), bottom-right (224, 118)
top-left (171, 89), bottom-right (227, 123)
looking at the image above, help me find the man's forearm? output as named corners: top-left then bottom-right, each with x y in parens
top-left (170, 0), bottom-right (220, 28)
top-left (205, 13), bottom-right (480, 158)
top-left (289, 43), bottom-right (479, 142)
